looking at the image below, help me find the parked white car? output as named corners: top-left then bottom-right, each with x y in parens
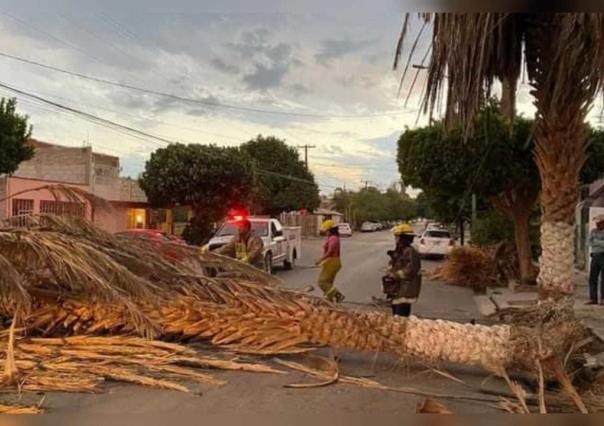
top-left (338, 222), bottom-right (353, 237)
top-left (208, 217), bottom-right (301, 273)
top-left (414, 228), bottom-right (455, 258)
top-left (360, 221), bottom-right (378, 232)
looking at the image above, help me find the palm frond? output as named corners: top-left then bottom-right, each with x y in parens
top-left (0, 184), bottom-right (112, 212)
top-left (395, 13), bottom-right (604, 132)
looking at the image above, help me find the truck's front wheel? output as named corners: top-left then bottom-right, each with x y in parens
top-left (264, 253), bottom-right (273, 274)
top-left (283, 249), bottom-right (296, 270)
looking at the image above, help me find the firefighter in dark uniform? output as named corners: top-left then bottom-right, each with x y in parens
top-left (382, 223), bottom-right (422, 317)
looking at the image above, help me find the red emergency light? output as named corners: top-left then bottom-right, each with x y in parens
top-left (228, 208), bottom-right (250, 222)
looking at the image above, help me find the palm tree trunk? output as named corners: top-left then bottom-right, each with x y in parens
top-left (27, 289), bottom-right (580, 376)
top-left (524, 16), bottom-right (592, 299)
top-left (491, 187), bottom-right (538, 284)
top-left (534, 116), bottom-right (586, 298)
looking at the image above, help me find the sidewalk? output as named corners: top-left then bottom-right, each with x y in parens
top-left (473, 269), bottom-right (604, 342)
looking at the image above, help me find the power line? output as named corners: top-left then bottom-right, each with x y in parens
top-left (0, 51), bottom-right (412, 119)
top-left (0, 81), bottom-right (332, 188)
top-left (0, 12), bottom-right (106, 67)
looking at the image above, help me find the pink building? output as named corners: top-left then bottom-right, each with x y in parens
top-left (0, 140), bottom-right (182, 234)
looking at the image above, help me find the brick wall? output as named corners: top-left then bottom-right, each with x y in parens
top-left (94, 178), bottom-right (147, 203)
top-left (0, 177), bottom-right (6, 220)
top-left (14, 141), bottom-right (92, 185)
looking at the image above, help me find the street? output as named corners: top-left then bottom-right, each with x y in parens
top-left (277, 229), bottom-right (480, 321)
top-left (25, 231), bottom-right (505, 416)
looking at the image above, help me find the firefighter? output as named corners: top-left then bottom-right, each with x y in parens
top-left (315, 219), bottom-right (345, 303)
top-left (215, 219), bottom-right (264, 270)
top-left (382, 223), bottom-right (422, 317)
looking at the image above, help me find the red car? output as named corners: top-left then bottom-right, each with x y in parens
top-left (114, 229), bottom-right (186, 245)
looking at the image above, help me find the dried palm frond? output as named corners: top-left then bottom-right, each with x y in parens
top-left (0, 403), bottom-right (44, 414)
top-left (0, 334), bottom-right (280, 395)
top-left (416, 398), bottom-right (453, 414)
top-left (432, 243), bottom-right (519, 292)
top-left (395, 13), bottom-right (604, 133)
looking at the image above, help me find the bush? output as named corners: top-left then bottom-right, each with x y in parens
top-left (471, 208), bottom-right (541, 260)
top-left (471, 210), bottom-right (514, 246)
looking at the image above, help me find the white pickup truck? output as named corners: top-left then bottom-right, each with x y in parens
top-left (207, 217), bottom-right (302, 274)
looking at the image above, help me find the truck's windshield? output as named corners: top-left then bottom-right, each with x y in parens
top-left (216, 221), bottom-right (269, 238)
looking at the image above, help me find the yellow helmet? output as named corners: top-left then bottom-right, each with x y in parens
top-left (320, 219), bottom-right (337, 232)
top-left (393, 223), bottom-right (414, 236)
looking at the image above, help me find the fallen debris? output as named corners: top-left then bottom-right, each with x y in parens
top-left (416, 398), bottom-right (453, 414)
top-left (432, 243), bottom-right (520, 293)
top-left (0, 334), bottom-right (281, 394)
top-left (0, 213), bottom-right (599, 413)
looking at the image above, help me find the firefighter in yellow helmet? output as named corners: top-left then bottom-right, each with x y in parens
top-left (315, 219), bottom-right (345, 303)
top-left (382, 223), bottom-right (422, 316)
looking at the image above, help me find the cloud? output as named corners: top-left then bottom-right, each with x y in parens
top-left (243, 62), bottom-right (289, 90)
top-left (290, 83), bottom-right (312, 96)
top-left (315, 38), bottom-right (375, 65)
top-left (211, 57), bottom-right (240, 74)
top-left (266, 43), bottom-right (292, 63)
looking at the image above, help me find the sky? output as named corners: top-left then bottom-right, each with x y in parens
top-left (0, 1), bottom-right (602, 195)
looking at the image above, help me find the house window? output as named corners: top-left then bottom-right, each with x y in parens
top-left (39, 200), bottom-right (86, 217)
top-left (11, 199), bottom-right (34, 216)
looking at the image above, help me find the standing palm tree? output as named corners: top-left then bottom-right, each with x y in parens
top-left (396, 14), bottom-right (604, 299)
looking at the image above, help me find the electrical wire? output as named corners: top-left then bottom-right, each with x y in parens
top-left (0, 81), bottom-right (342, 189)
top-left (0, 51), bottom-right (413, 119)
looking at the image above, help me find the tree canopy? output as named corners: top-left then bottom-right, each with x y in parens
top-left (0, 98), bottom-right (34, 175)
top-left (333, 184), bottom-right (417, 227)
top-left (139, 143), bottom-right (256, 244)
top-left (397, 104), bottom-right (538, 208)
top-left (240, 135), bottom-right (320, 216)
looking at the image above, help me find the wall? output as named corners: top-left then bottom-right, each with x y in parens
top-left (94, 178), bottom-right (147, 203)
top-left (14, 141), bottom-right (92, 184)
top-left (0, 177), bottom-right (6, 220)
top-left (93, 205), bottom-right (130, 234)
top-left (4, 176), bottom-right (92, 220)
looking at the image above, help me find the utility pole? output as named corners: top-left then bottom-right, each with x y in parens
top-left (361, 180), bottom-right (371, 190)
top-left (296, 145), bottom-right (316, 169)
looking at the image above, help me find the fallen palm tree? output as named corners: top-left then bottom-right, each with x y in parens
top-left (432, 243), bottom-right (521, 293)
top-left (0, 214), bottom-right (597, 412)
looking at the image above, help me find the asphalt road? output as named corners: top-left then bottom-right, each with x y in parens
top-left (10, 231), bottom-right (503, 416)
top-left (276, 229), bottom-right (480, 321)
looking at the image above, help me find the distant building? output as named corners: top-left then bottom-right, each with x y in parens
top-left (280, 208), bottom-right (343, 237)
top-left (0, 140), bottom-right (189, 234)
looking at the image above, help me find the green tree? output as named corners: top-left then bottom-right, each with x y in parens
top-left (398, 106), bottom-right (539, 282)
top-left (333, 188), bottom-right (355, 223)
top-left (0, 98), bottom-right (34, 174)
top-left (352, 187), bottom-right (387, 224)
top-left (139, 143), bottom-right (256, 245)
top-left (383, 184), bottom-right (417, 221)
top-left (240, 135), bottom-right (320, 216)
